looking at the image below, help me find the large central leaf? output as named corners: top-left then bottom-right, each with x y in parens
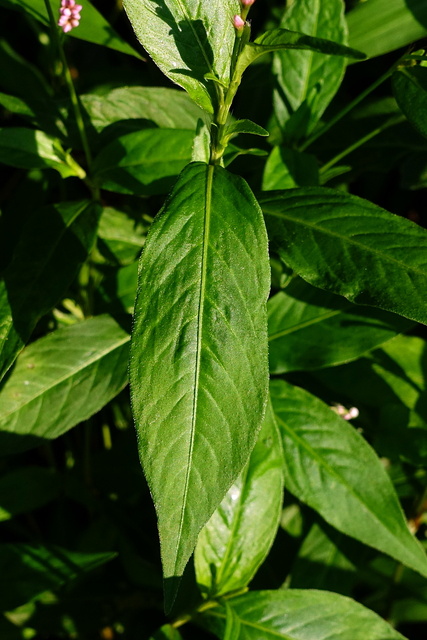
top-left (130, 162), bottom-right (270, 603)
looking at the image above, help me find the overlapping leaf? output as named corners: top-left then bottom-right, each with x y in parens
top-left (272, 0), bottom-right (349, 140)
top-left (130, 162), bottom-right (270, 605)
top-left (0, 200), bottom-right (101, 381)
top-left (393, 66), bottom-right (427, 140)
top-left (0, 316), bottom-right (130, 454)
top-left (195, 401), bottom-right (284, 597)
top-left (123, 0), bottom-right (240, 112)
top-left (348, 0), bottom-right (427, 59)
top-left (261, 187), bottom-right (427, 325)
top-left (200, 590), bottom-right (407, 640)
top-left (270, 379), bottom-right (427, 577)
top-left (268, 277), bottom-right (412, 373)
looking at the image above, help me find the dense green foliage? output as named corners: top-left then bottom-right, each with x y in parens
top-left (0, 0), bottom-right (427, 638)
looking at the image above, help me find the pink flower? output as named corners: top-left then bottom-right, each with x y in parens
top-left (233, 14), bottom-right (245, 29)
top-left (58, 0), bottom-right (82, 33)
top-left (242, 0), bottom-right (256, 6)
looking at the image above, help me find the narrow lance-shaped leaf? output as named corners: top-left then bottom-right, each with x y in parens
top-left (261, 187), bottom-right (427, 325)
top-left (0, 316), bottom-right (130, 455)
top-left (347, 0), bottom-right (427, 59)
top-left (195, 399), bottom-right (284, 597)
top-left (268, 277), bottom-right (413, 373)
top-left (200, 590), bottom-right (407, 640)
top-left (270, 379), bottom-right (427, 578)
top-left (0, 200), bottom-right (101, 381)
top-left (234, 28), bottom-right (365, 79)
top-left (130, 162), bottom-right (270, 608)
top-left (123, 0), bottom-right (240, 113)
top-left (0, 544), bottom-right (116, 612)
top-left (272, 0), bottom-right (349, 139)
top-left (393, 65), bottom-right (427, 140)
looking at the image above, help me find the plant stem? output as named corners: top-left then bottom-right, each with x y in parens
top-left (43, 0), bottom-right (99, 200)
top-left (319, 114), bottom-right (405, 176)
top-left (300, 57), bottom-right (404, 152)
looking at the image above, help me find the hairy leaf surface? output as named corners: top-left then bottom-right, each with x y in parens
top-left (130, 162), bottom-right (270, 604)
top-left (123, 0), bottom-right (240, 113)
top-left (270, 380), bottom-right (427, 577)
top-left (261, 187), bottom-right (427, 325)
top-left (0, 316), bottom-right (130, 454)
top-left (195, 400), bottom-right (284, 597)
top-left (200, 590), bottom-right (407, 640)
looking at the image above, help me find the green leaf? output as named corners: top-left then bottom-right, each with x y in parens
top-left (0, 316), bottom-right (130, 454)
top-left (97, 261), bottom-right (139, 315)
top-left (261, 187), bottom-right (427, 325)
top-left (97, 206), bottom-right (146, 265)
top-left (0, 544), bottom-right (115, 612)
top-left (93, 129), bottom-right (195, 196)
top-left (81, 86), bottom-right (206, 132)
top-left (268, 277), bottom-right (413, 373)
top-left (0, 128), bottom-right (85, 178)
top-left (195, 400), bottom-right (284, 597)
top-left (235, 28), bottom-right (365, 81)
top-left (200, 590), bottom-right (407, 640)
top-left (130, 162), bottom-right (270, 607)
top-left (272, 0), bottom-right (350, 140)
top-left (122, 0), bottom-right (240, 113)
top-left (223, 601), bottom-right (241, 640)
top-left (0, 467), bottom-right (60, 521)
top-left (393, 66), bottom-right (427, 139)
top-left (223, 119), bottom-right (269, 144)
top-left (270, 379), bottom-right (427, 578)
top-left (262, 147), bottom-right (319, 190)
top-left (347, 0), bottom-right (427, 59)
top-left (0, 0), bottom-right (140, 58)
top-left (0, 200), bottom-right (101, 381)
top-left (149, 625), bottom-right (183, 640)
top-left (290, 521), bottom-right (360, 594)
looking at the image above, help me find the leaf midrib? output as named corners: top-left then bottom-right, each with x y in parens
top-left (207, 609), bottom-right (295, 640)
top-left (174, 164), bottom-right (214, 572)
top-left (269, 307), bottom-right (342, 341)
top-left (263, 205), bottom-right (427, 277)
top-left (273, 409), bottom-right (418, 563)
top-left (0, 332), bottom-right (130, 421)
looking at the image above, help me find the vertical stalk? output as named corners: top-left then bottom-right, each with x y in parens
top-left (43, 0), bottom-right (99, 200)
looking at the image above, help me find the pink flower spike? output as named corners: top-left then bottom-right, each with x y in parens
top-left (58, 0), bottom-right (82, 33)
top-left (242, 0), bottom-right (256, 6)
top-left (233, 14), bottom-right (245, 29)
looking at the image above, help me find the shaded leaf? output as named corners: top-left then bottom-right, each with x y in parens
top-left (81, 86), bottom-right (206, 132)
top-left (93, 129), bottom-right (194, 196)
top-left (200, 590), bottom-right (407, 640)
top-left (130, 162), bottom-right (270, 607)
top-left (149, 625), bottom-right (183, 640)
top-left (0, 316), bottom-right (130, 454)
top-left (347, 0), bottom-right (427, 59)
top-left (268, 277), bottom-right (413, 373)
top-left (273, 0), bottom-right (349, 140)
top-left (393, 66), bottom-right (427, 139)
top-left (0, 128), bottom-right (84, 178)
top-left (0, 200), bottom-right (101, 381)
top-left (261, 187), bottom-right (427, 325)
top-left (0, 467), bottom-right (60, 521)
top-left (123, 0), bottom-right (240, 112)
top-left (0, 544), bottom-right (115, 612)
top-left (97, 207), bottom-right (146, 265)
top-left (270, 379), bottom-right (427, 577)
top-left (195, 400), bottom-right (284, 597)
top-left (262, 147), bottom-right (319, 190)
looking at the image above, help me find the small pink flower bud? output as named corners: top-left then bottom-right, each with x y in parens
top-left (242, 0), bottom-right (256, 6)
top-left (233, 14), bottom-right (245, 29)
